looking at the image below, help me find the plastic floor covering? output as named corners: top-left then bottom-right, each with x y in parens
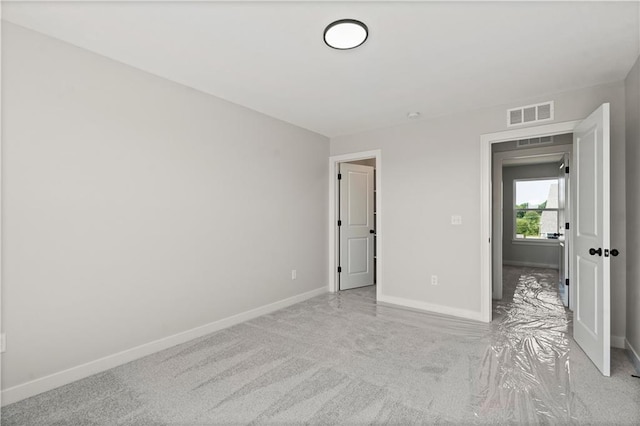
top-left (3, 266), bottom-right (640, 424)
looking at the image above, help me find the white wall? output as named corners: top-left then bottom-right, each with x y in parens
top-left (502, 163), bottom-right (561, 268)
top-left (625, 54), bottom-right (640, 368)
top-left (1, 23), bottom-right (329, 394)
top-left (331, 81), bottom-right (627, 335)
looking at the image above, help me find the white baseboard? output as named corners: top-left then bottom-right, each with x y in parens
top-left (611, 335), bottom-right (625, 349)
top-left (503, 260), bottom-right (559, 269)
top-left (377, 294), bottom-right (484, 322)
top-left (625, 339), bottom-right (640, 374)
top-left (1, 286), bottom-right (327, 406)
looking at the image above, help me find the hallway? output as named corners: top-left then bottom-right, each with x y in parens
top-left (481, 266), bottom-right (573, 421)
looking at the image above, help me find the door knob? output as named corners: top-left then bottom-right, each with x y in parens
top-left (589, 248), bottom-right (602, 256)
top-left (369, 229), bottom-right (375, 234)
top-left (610, 249), bottom-right (619, 257)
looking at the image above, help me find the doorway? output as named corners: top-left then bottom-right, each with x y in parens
top-left (328, 150), bottom-right (382, 300)
top-left (480, 104), bottom-right (613, 376)
top-left (492, 137), bottom-right (573, 309)
top-left (479, 120), bottom-right (581, 322)
top-left (338, 159), bottom-right (376, 290)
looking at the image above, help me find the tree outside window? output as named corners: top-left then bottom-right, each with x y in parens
top-left (514, 179), bottom-right (558, 239)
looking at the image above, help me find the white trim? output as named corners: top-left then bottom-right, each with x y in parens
top-left (328, 150), bottom-right (382, 301)
top-left (494, 144), bottom-right (574, 301)
top-left (503, 260), bottom-right (559, 269)
top-left (0, 7), bottom-right (4, 413)
top-left (1, 286), bottom-right (327, 406)
top-left (480, 120), bottom-right (581, 322)
top-left (610, 335), bottom-right (625, 349)
top-left (625, 339), bottom-right (640, 374)
top-left (377, 294), bottom-right (483, 322)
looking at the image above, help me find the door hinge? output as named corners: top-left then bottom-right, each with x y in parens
top-left (337, 173), bottom-right (342, 180)
top-left (338, 266), bottom-right (342, 273)
top-left (565, 222), bottom-right (570, 230)
top-left (565, 278), bottom-right (569, 286)
top-left (338, 220), bottom-right (342, 226)
top-left (565, 166), bottom-right (570, 173)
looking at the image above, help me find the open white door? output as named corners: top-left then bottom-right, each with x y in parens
top-left (572, 103), bottom-right (611, 376)
top-left (558, 154), bottom-right (570, 307)
top-left (339, 163), bottom-right (375, 290)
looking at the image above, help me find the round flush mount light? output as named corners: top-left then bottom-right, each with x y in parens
top-left (324, 19), bottom-right (368, 50)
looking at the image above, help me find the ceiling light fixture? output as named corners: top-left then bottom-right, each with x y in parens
top-left (324, 19), bottom-right (368, 50)
top-left (407, 112), bottom-right (421, 119)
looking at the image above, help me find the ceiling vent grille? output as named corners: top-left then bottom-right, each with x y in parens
top-left (507, 101), bottom-right (554, 127)
top-left (516, 135), bottom-right (554, 148)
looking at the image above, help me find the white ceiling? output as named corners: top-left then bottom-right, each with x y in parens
top-left (3, 1), bottom-right (639, 137)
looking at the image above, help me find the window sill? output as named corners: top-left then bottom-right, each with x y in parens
top-left (511, 239), bottom-right (560, 246)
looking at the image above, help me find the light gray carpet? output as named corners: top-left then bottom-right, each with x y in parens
top-left (3, 267), bottom-right (640, 424)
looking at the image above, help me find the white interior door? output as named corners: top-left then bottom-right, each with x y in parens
top-left (558, 154), bottom-right (569, 307)
top-left (339, 163), bottom-right (375, 290)
top-left (572, 103), bottom-right (611, 376)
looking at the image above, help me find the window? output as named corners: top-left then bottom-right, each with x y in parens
top-left (514, 178), bottom-right (559, 240)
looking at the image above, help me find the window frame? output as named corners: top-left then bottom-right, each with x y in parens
top-left (512, 177), bottom-right (560, 244)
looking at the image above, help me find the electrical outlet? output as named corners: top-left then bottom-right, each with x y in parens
top-left (291, 269), bottom-right (297, 280)
top-left (1, 333), bottom-right (6, 353)
top-left (431, 275), bottom-right (438, 285)
top-left (451, 215), bottom-right (462, 225)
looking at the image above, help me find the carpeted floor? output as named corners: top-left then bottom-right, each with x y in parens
top-left (3, 266), bottom-right (639, 424)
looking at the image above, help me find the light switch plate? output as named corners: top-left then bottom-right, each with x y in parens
top-left (451, 215), bottom-right (462, 225)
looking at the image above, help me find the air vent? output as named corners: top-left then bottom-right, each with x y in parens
top-left (507, 101), bottom-right (554, 127)
top-left (517, 135), bottom-right (554, 147)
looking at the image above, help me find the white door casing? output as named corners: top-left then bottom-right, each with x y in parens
top-left (339, 163), bottom-right (375, 290)
top-left (491, 144), bottom-right (573, 301)
top-left (572, 103), bottom-right (611, 376)
top-left (482, 120), bottom-right (581, 323)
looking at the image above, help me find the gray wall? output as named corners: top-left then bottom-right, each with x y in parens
top-left (625, 54), bottom-right (640, 367)
top-left (1, 24), bottom-right (329, 391)
top-left (502, 164), bottom-right (561, 268)
top-left (330, 81), bottom-right (627, 338)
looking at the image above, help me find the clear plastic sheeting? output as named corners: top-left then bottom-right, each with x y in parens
top-left (471, 267), bottom-right (573, 423)
top-left (6, 267), bottom-right (638, 425)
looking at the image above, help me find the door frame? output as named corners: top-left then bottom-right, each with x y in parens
top-left (492, 144), bottom-right (573, 301)
top-left (328, 150), bottom-right (382, 299)
top-left (480, 121), bottom-right (580, 322)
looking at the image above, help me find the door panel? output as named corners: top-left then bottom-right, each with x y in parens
top-left (572, 103), bottom-right (610, 376)
top-left (348, 238), bottom-right (369, 274)
top-left (576, 256), bottom-right (598, 334)
top-left (577, 134), bottom-right (597, 237)
top-left (340, 163), bottom-right (375, 290)
top-left (348, 173), bottom-right (369, 225)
